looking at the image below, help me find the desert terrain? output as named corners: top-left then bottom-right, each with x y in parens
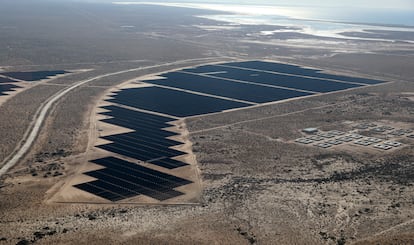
top-left (0, 1), bottom-right (413, 245)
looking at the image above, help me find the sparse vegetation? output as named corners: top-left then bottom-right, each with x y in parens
top-left (0, 85), bottom-right (62, 164)
top-left (0, 1), bottom-right (413, 244)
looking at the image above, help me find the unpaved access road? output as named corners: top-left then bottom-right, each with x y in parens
top-left (0, 57), bottom-right (226, 177)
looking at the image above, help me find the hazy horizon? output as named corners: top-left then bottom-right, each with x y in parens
top-left (112, 1), bottom-right (414, 27)
top-left (83, 0), bottom-right (414, 10)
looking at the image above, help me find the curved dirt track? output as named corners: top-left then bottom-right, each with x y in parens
top-left (0, 57), bottom-right (224, 177)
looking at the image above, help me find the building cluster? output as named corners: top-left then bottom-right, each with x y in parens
top-left (295, 123), bottom-right (413, 151)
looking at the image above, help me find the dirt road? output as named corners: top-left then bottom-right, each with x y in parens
top-left (0, 57), bottom-right (225, 177)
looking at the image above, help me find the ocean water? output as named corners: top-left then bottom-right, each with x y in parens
top-left (114, 1), bottom-right (414, 26)
top-left (114, 2), bottom-right (414, 42)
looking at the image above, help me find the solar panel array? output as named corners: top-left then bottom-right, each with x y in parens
top-left (107, 86), bottom-right (249, 117)
top-left (146, 72), bottom-right (313, 103)
top-left (74, 60), bottom-right (387, 202)
top-left (74, 157), bottom-right (192, 202)
top-left (217, 61), bottom-right (384, 85)
top-left (181, 66), bottom-right (363, 92)
top-left (74, 105), bottom-right (193, 202)
top-left (0, 76), bottom-right (18, 84)
top-left (97, 105), bottom-right (190, 169)
top-left (107, 61), bottom-right (385, 117)
top-left (0, 70), bottom-right (68, 82)
top-left (0, 70), bottom-right (69, 97)
top-left (0, 83), bottom-right (21, 96)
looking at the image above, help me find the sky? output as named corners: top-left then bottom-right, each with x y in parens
top-left (111, 0), bottom-right (414, 10)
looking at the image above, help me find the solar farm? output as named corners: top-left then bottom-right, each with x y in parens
top-left (66, 60), bottom-right (392, 204)
top-left (2, 2), bottom-right (414, 243)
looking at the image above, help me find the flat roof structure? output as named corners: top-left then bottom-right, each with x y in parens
top-left (354, 140), bottom-right (373, 146)
top-left (302, 128), bottom-right (318, 134)
top-left (317, 133), bottom-right (336, 138)
top-left (384, 141), bottom-right (402, 147)
top-left (295, 138), bottom-right (314, 144)
top-left (307, 135), bottom-right (325, 141)
top-left (327, 130), bottom-right (345, 136)
top-left (373, 144), bottom-right (393, 150)
top-left (326, 140), bottom-right (343, 145)
top-left (336, 136), bottom-right (354, 142)
top-left (390, 130), bottom-right (407, 136)
top-left (315, 143), bottom-right (333, 148)
top-left (347, 134), bottom-right (364, 139)
top-left (365, 137), bottom-right (383, 143)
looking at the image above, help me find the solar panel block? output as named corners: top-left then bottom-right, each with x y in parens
top-left (0, 84), bottom-right (21, 96)
top-left (107, 86), bottom-right (249, 117)
top-left (97, 106), bottom-right (190, 169)
top-left (74, 157), bottom-right (192, 202)
top-left (149, 158), bottom-right (189, 169)
top-left (1, 70), bottom-right (68, 81)
top-left (103, 131), bottom-right (182, 147)
top-left (100, 105), bottom-right (174, 124)
top-left (179, 66), bottom-right (363, 93)
top-left (223, 61), bottom-right (385, 85)
top-left (146, 72), bottom-right (312, 103)
top-left (0, 76), bottom-right (18, 83)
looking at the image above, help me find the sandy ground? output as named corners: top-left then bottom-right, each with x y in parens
top-left (0, 61), bottom-right (413, 245)
top-left (0, 3), bottom-right (413, 241)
